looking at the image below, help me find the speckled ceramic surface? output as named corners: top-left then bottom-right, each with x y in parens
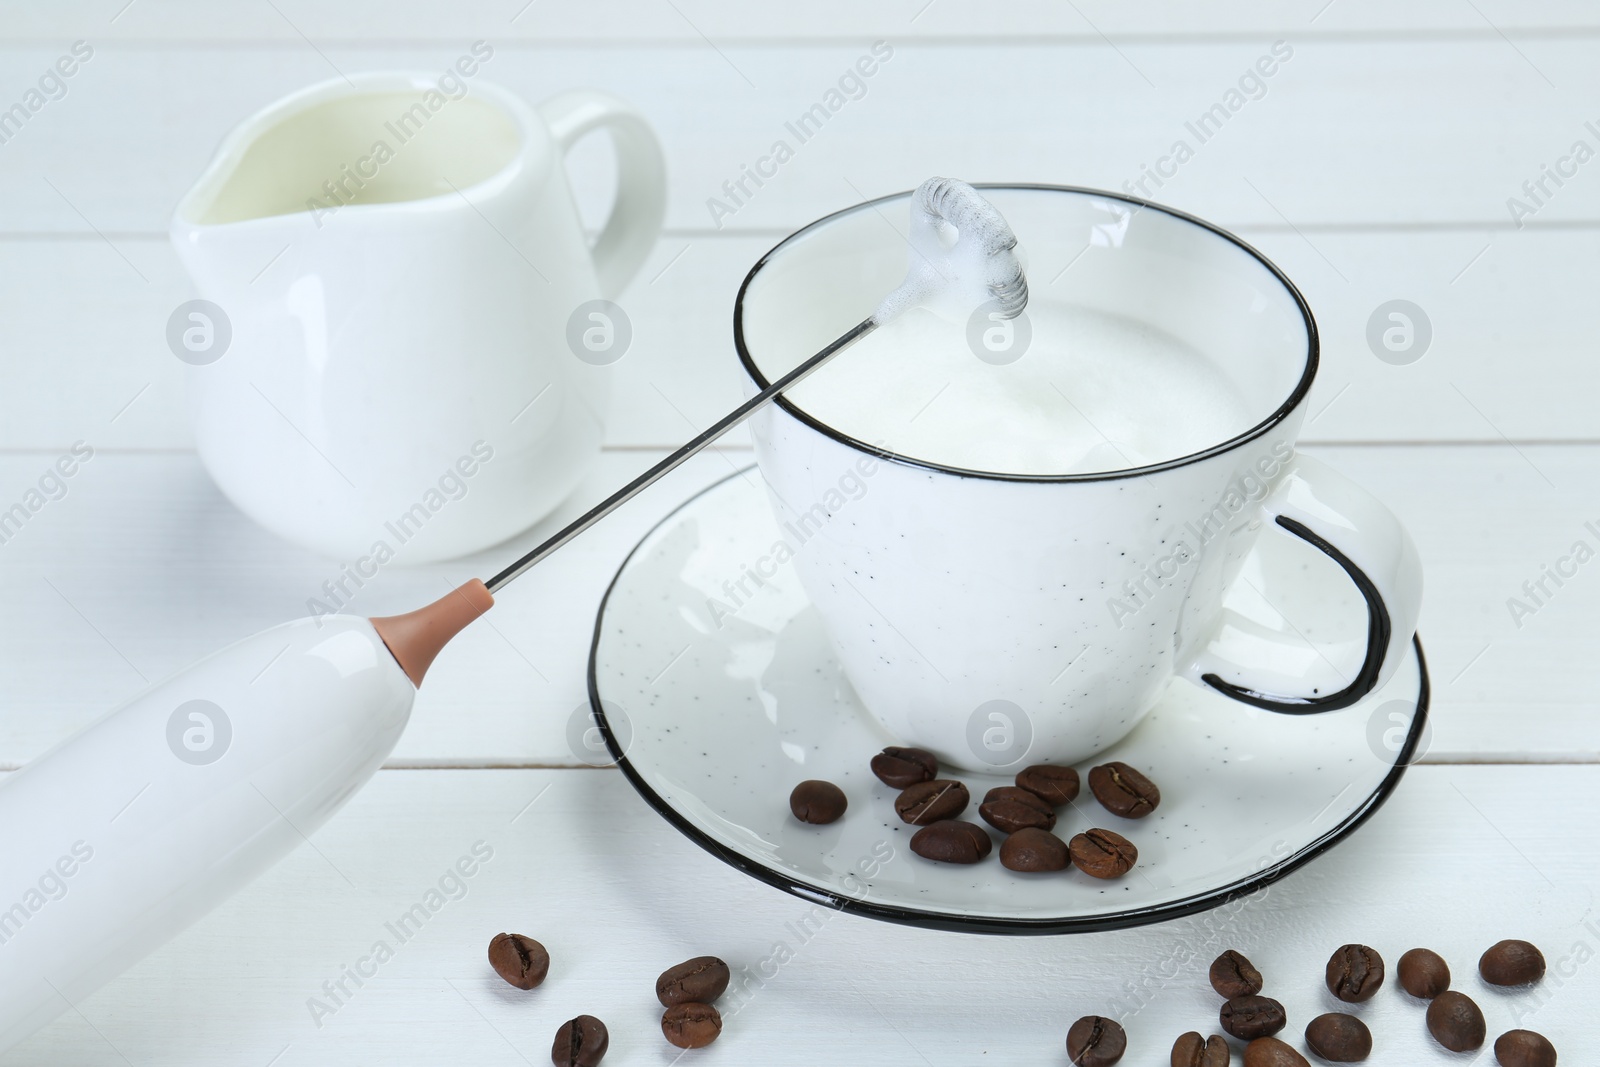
top-left (587, 468), bottom-right (1429, 933)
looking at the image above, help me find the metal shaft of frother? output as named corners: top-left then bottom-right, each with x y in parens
top-left (483, 317), bottom-right (877, 595)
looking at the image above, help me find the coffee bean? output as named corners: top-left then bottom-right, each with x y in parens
top-left (661, 1002), bottom-right (722, 1049)
top-left (1480, 940), bottom-right (1546, 986)
top-left (985, 785), bottom-right (1054, 811)
top-left (1088, 761), bottom-right (1160, 818)
top-left (1397, 947), bottom-right (1450, 999)
top-left (1324, 944), bottom-right (1384, 1002)
top-left (1015, 763), bottom-right (1080, 806)
top-left (487, 932), bottom-right (549, 990)
top-left (979, 785), bottom-right (1057, 833)
top-left (871, 746), bottom-right (938, 788)
top-left (789, 780), bottom-right (847, 824)
top-left (1209, 949), bottom-right (1263, 998)
top-left (1305, 1013), bottom-right (1372, 1062)
top-left (895, 779), bottom-right (969, 824)
top-left (910, 819), bottom-right (992, 863)
top-left (1068, 828), bottom-right (1137, 879)
top-left (552, 1015), bottom-right (608, 1067)
top-left (656, 955), bottom-right (730, 1007)
top-left (1066, 1015), bottom-right (1126, 1066)
top-left (1242, 1037), bottom-right (1308, 1067)
top-left (1170, 1031), bottom-right (1230, 1067)
top-left (999, 827), bottom-right (1069, 872)
top-left (1426, 990), bottom-right (1486, 1053)
top-left (1494, 1029), bottom-right (1558, 1067)
top-left (1220, 995), bottom-right (1287, 1040)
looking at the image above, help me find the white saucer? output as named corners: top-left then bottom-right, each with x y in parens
top-left (586, 468), bottom-right (1429, 934)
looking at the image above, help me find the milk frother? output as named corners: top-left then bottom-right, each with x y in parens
top-left (0, 178), bottom-right (1027, 1051)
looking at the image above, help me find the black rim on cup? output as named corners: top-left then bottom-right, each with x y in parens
top-left (586, 466), bottom-right (1432, 935)
top-left (732, 182), bottom-right (1320, 486)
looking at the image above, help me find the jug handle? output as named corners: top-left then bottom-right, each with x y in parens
top-left (539, 90), bottom-right (667, 299)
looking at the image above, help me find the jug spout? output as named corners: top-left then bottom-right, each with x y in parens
top-left (169, 201), bottom-right (310, 299)
top-left (169, 84), bottom-right (328, 295)
top-left (170, 70), bottom-right (545, 295)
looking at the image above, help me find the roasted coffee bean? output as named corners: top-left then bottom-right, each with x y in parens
top-left (1088, 761), bottom-right (1160, 818)
top-left (1480, 940), bottom-right (1546, 986)
top-left (1170, 1031), bottom-right (1231, 1067)
top-left (789, 780), bottom-right (847, 824)
top-left (656, 955), bottom-right (730, 1007)
top-left (979, 785), bottom-right (1057, 833)
top-left (983, 785), bottom-right (1054, 812)
top-left (1324, 944), bottom-right (1384, 1002)
top-left (1242, 1037), bottom-right (1308, 1067)
top-left (1494, 1029), bottom-right (1558, 1067)
top-left (1066, 1015), bottom-right (1126, 1066)
top-left (1209, 949), bottom-right (1264, 998)
top-left (894, 779), bottom-right (969, 824)
top-left (999, 827), bottom-right (1069, 872)
top-left (1220, 995), bottom-right (1287, 1040)
top-left (1305, 1013), bottom-right (1372, 1062)
top-left (1068, 828), bottom-right (1137, 879)
top-left (661, 1002), bottom-right (722, 1049)
top-left (871, 746), bottom-right (938, 788)
top-left (488, 932), bottom-right (549, 990)
top-left (1426, 991), bottom-right (1486, 1053)
top-left (910, 819), bottom-right (992, 863)
top-left (552, 1015), bottom-right (608, 1067)
top-left (1015, 763), bottom-right (1080, 806)
top-left (1397, 947), bottom-right (1450, 999)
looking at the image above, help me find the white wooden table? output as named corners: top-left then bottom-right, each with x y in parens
top-left (2, 3), bottom-right (1596, 1063)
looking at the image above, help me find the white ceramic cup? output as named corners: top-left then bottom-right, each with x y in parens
top-left (171, 72), bottom-right (666, 562)
top-left (736, 185), bottom-right (1424, 771)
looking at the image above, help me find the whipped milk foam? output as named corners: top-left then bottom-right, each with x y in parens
top-left (783, 301), bottom-right (1256, 476)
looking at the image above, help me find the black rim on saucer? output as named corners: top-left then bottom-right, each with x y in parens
top-left (586, 467), bottom-right (1431, 936)
top-left (732, 183), bottom-right (1321, 486)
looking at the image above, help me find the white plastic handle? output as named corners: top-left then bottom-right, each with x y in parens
top-left (1184, 453), bottom-right (1424, 712)
top-left (0, 617), bottom-right (415, 1053)
top-left (538, 89), bottom-right (667, 299)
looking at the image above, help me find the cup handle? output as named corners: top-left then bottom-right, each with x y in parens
top-left (538, 89), bottom-right (667, 298)
top-left (1182, 453), bottom-right (1423, 713)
